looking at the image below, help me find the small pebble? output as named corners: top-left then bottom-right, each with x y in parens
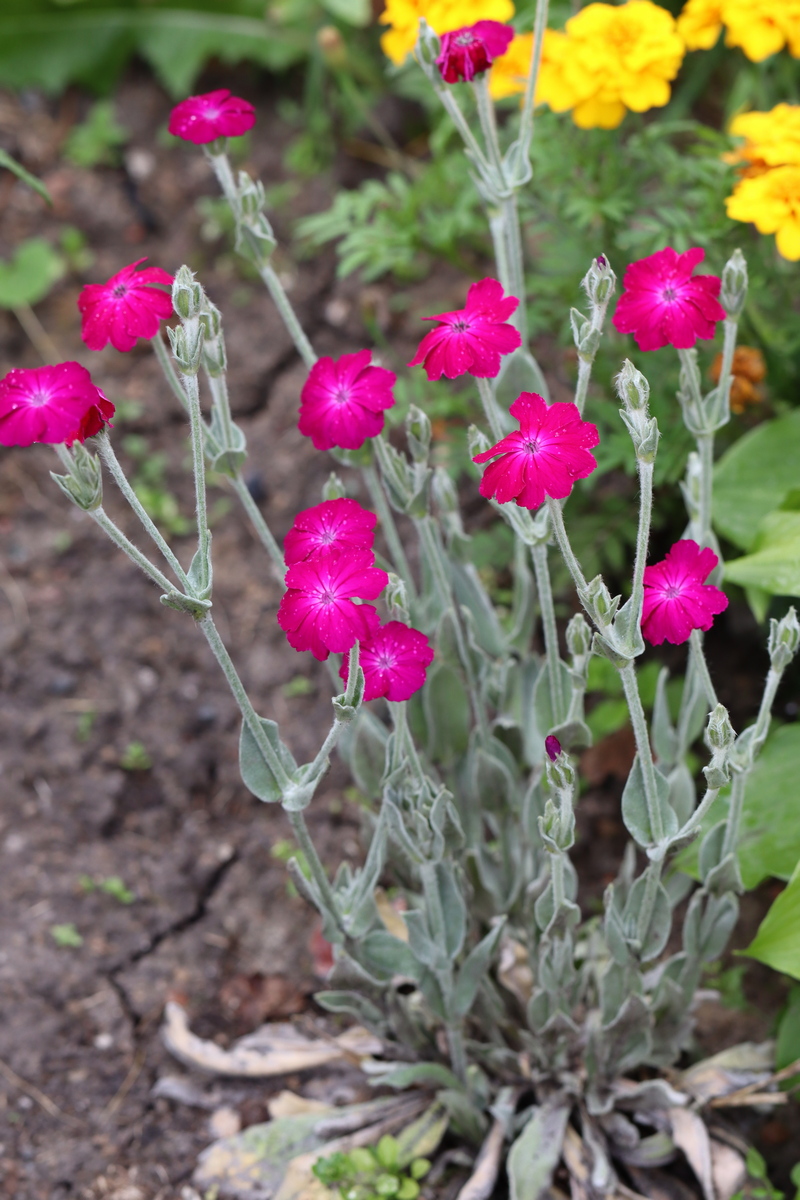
top-left (208, 1105), bottom-right (241, 1139)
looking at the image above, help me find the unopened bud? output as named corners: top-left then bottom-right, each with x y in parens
top-left (706, 703), bottom-right (734, 752)
top-left (237, 172), bottom-right (266, 217)
top-left (316, 24), bottom-right (347, 67)
top-left (202, 336), bottom-right (226, 377)
top-left (432, 465), bottom-right (459, 515)
top-left (322, 472), bottom-right (346, 502)
top-left (585, 574), bottom-right (620, 625)
top-left (406, 404), bottom-right (431, 463)
top-left (570, 307), bottom-right (590, 348)
top-left (414, 17), bottom-right (441, 77)
top-left (238, 214), bottom-right (277, 266)
top-left (583, 253), bottom-right (616, 310)
top-left (720, 248), bottom-right (748, 318)
top-left (545, 747), bottom-right (576, 796)
top-left (769, 607), bottom-right (800, 671)
top-left (468, 424), bottom-right (491, 458)
top-left (199, 301), bottom-right (222, 339)
top-left (168, 322), bottom-right (204, 374)
top-left (620, 412), bottom-right (659, 463)
top-left (172, 265), bottom-right (203, 321)
top-left (385, 573), bottom-right (410, 623)
top-left (616, 359), bottom-right (650, 411)
top-left (50, 442), bottom-right (103, 512)
top-left (566, 612), bottom-right (592, 659)
top-left (545, 735), bottom-right (562, 762)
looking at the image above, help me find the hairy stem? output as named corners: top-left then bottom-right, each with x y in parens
top-left (619, 660), bottom-right (664, 846)
top-left (229, 472), bottom-right (286, 576)
top-left (364, 464), bottom-right (416, 599)
top-left (531, 541), bottom-right (565, 723)
top-left (255, 261), bottom-right (317, 370)
top-left (181, 369), bottom-right (212, 594)
top-left (476, 376), bottom-right (508, 441)
top-left (153, 331), bottom-right (190, 408)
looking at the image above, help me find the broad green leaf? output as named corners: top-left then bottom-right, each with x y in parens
top-left (724, 511), bottom-right (800, 600)
top-left (678, 725), bottom-right (800, 888)
top-left (507, 1103), bottom-right (570, 1200)
top-left (775, 985), bottom-right (800, 1072)
top-left (713, 411), bottom-right (800, 550)
top-left (621, 754), bottom-right (677, 848)
top-left (320, 0), bottom-right (370, 26)
top-left (0, 148), bottom-right (50, 204)
top-left (239, 716), bottom-right (297, 804)
top-left (742, 858), bottom-right (800, 981)
top-left (0, 238), bottom-right (64, 308)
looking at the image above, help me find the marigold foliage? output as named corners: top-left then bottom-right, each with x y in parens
top-left (489, 1), bottom-right (685, 130)
top-left (678, 0), bottom-right (800, 61)
top-left (379, 0), bottom-right (514, 66)
top-left (726, 104), bottom-right (800, 260)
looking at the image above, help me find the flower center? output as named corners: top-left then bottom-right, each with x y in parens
top-left (334, 388), bottom-right (351, 405)
top-left (28, 389), bottom-right (51, 407)
top-left (451, 319), bottom-right (471, 332)
top-left (523, 438), bottom-right (541, 454)
top-left (662, 286), bottom-right (677, 302)
top-left (112, 284), bottom-right (128, 298)
top-left (318, 529), bottom-right (337, 544)
top-left (664, 584), bottom-right (683, 598)
top-left (454, 32), bottom-right (476, 45)
top-left (320, 587), bottom-right (338, 604)
top-left (375, 651), bottom-right (396, 670)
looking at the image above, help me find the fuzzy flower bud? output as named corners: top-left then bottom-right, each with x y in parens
top-left (168, 322), bottom-right (204, 375)
top-left (50, 441), bottom-right (103, 512)
top-left (616, 359), bottom-right (650, 411)
top-left (172, 265), bottom-right (204, 321)
top-left (468, 424), bottom-right (491, 458)
top-left (584, 574), bottom-right (620, 625)
top-left (322, 472), bottom-right (346, 502)
top-left (385, 572), bottom-right (410, 623)
top-left (768, 607), bottom-right (800, 671)
top-left (583, 253), bottom-right (616, 310)
top-left (414, 17), bottom-right (442, 81)
top-left (566, 612), bottom-right (592, 659)
top-left (237, 172), bottom-right (266, 217)
top-left (406, 404), bottom-right (431, 463)
top-left (545, 734), bottom-right (562, 762)
top-left (720, 248), bottom-right (748, 318)
top-left (705, 703), bottom-right (735, 752)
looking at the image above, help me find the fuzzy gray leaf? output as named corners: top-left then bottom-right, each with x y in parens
top-left (507, 1102), bottom-right (570, 1200)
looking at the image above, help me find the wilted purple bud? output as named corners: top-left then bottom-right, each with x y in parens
top-left (545, 735), bottom-right (562, 762)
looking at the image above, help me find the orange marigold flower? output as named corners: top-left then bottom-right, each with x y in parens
top-left (679, 0), bottom-right (800, 62)
top-left (729, 103), bottom-right (800, 168)
top-left (709, 345), bottom-right (767, 413)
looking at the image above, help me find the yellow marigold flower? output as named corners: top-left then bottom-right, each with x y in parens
top-left (488, 29), bottom-right (574, 106)
top-left (730, 104), bottom-right (800, 167)
top-left (726, 165), bottom-right (800, 260)
top-left (722, 0), bottom-right (800, 61)
top-left (379, 0), bottom-right (515, 66)
top-left (677, 0), bottom-right (724, 50)
top-left (560, 1), bottom-right (686, 130)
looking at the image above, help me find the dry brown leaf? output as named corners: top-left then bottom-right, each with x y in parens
top-left (268, 1091), bottom-right (334, 1120)
top-left (678, 1041), bottom-right (774, 1104)
top-left (375, 887), bottom-right (409, 942)
top-left (709, 1140), bottom-right (747, 1200)
top-left (668, 1108), bottom-right (714, 1200)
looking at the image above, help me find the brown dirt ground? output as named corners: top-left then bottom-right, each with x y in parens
top-left (0, 68), bottom-right (796, 1200)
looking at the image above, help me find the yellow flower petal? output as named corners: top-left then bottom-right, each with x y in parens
top-left (775, 218), bottom-right (800, 260)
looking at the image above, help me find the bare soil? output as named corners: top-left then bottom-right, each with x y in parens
top-left (0, 68), bottom-right (795, 1200)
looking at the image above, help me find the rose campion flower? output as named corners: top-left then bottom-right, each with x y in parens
top-left (0, 363), bottom-right (114, 447)
top-left (436, 21), bottom-right (515, 84)
top-left (545, 735), bottom-right (562, 761)
top-left (641, 539), bottom-right (728, 646)
top-left (472, 392), bottom-right (599, 509)
top-left (298, 350), bottom-right (396, 452)
top-left (284, 499), bottom-right (377, 565)
top-left (168, 89), bottom-right (256, 145)
top-left (78, 259), bottom-right (174, 353)
top-left (277, 552), bottom-right (388, 661)
top-left (408, 277), bottom-right (521, 380)
top-left (612, 246), bottom-right (726, 352)
top-left (340, 620), bottom-right (434, 702)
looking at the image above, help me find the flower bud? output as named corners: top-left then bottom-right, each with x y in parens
top-left (199, 301), bottom-right (222, 340)
top-left (545, 735), bottom-right (562, 762)
top-left (566, 612), bottom-right (592, 659)
top-left (583, 253), bottom-right (616, 309)
top-left (706, 703), bottom-right (735, 752)
top-left (615, 359), bottom-right (650, 411)
top-left (238, 214), bottom-right (277, 266)
top-left (570, 307), bottom-right (590, 348)
top-left (768, 607), bottom-right (800, 671)
top-left (316, 24), bottom-right (347, 67)
top-left (50, 442), bottom-right (103, 512)
top-left (584, 574), bottom-right (620, 625)
top-left (720, 248), bottom-right (748, 318)
top-left (168, 322), bottom-right (204, 374)
top-left (322, 472), bottom-right (346, 502)
top-left (468, 424), bottom-right (491, 458)
top-left (172, 265), bottom-right (204, 321)
top-left (432, 464), bottom-right (459, 515)
top-left (414, 17), bottom-right (442, 79)
top-left (385, 573), bottom-right (410, 623)
top-left (202, 336), bottom-right (227, 378)
top-left (406, 404), bottom-right (431, 463)
top-left (237, 172), bottom-right (266, 218)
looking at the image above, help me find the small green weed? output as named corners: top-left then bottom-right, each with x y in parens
top-left (313, 1136), bottom-right (431, 1200)
top-left (78, 874), bottom-right (135, 904)
top-left (75, 709), bottom-right (97, 743)
top-left (120, 741), bottom-right (152, 771)
top-left (63, 101), bottom-right (129, 168)
top-left (51, 923), bottom-right (83, 948)
top-left (122, 435), bottom-right (191, 538)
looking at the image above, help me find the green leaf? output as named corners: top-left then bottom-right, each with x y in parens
top-left (775, 985), bottom-right (800, 1072)
top-left (0, 148), bottom-right (50, 203)
top-left (320, 0), bottom-right (370, 25)
top-left (50, 922), bottom-right (83, 948)
top-left (507, 1103), bottom-right (570, 1200)
top-left (714, 411), bottom-right (800, 551)
top-left (742, 858), bottom-right (800, 981)
top-left (621, 754), bottom-right (677, 848)
top-left (372, 1062), bottom-right (464, 1092)
top-left (452, 920), bottom-right (505, 1017)
top-left (422, 662), bottom-right (470, 763)
top-left (0, 238), bottom-right (64, 308)
top-left (239, 716), bottom-right (297, 804)
top-left (724, 511), bottom-right (800, 601)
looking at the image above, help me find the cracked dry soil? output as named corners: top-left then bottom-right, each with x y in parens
top-left (0, 67), bottom-right (795, 1200)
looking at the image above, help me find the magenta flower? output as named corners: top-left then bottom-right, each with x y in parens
top-left (168, 89), bottom-right (256, 145)
top-left (641, 540), bottom-right (728, 646)
top-left (612, 247), bottom-right (726, 353)
top-left (277, 552), bottom-right (388, 661)
top-left (298, 350), bottom-right (396, 452)
top-left (472, 392), bottom-right (599, 509)
top-left (0, 363), bottom-right (114, 447)
top-left (340, 620), bottom-right (434, 703)
top-left (436, 21), bottom-right (515, 84)
top-left (545, 735), bottom-right (562, 762)
top-left (284, 499), bottom-right (378, 565)
top-left (78, 259), bottom-right (174, 353)
top-left (408, 278), bottom-right (521, 380)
